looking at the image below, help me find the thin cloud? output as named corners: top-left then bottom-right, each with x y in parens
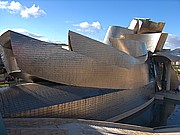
top-left (0, 28), bottom-right (62, 44)
top-left (0, 1), bottom-right (46, 18)
top-left (12, 28), bottom-right (43, 38)
top-left (73, 21), bottom-right (102, 34)
top-left (164, 34), bottom-right (180, 50)
top-left (65, 20), bottom-right (73, 23)
top-left (0, 28), bottom-right (43, 39)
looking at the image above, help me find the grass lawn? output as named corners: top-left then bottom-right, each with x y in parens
top-left (0, 83), bottom-right (9, 87)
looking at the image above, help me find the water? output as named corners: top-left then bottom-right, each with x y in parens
top-left (118, 99), bottom-right (180, 128)
top-left (0, 113), bottom-right (7, 135)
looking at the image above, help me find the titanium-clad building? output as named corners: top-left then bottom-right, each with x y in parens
top-left (0, 18), bottom-right (179, 121)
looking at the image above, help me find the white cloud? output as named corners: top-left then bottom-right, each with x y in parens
top-left (20, 4), bottom-right (46, 18)
top-left (8, 1), bottom-right (24, 13)
top-left (75, 22), bottom-right (90, 29)
top-left (92, 21), bottom-right (101, 30)
top-left (0, 1), bottom-right (8, 9)
top-left (0, 1), bottom-right (46, 18)
top-left (73, 21), bottom-right (102, 34)
top-left (164, 34), bottom-right (180, 50)
top-left (0, 28), bottom-right (62, 44)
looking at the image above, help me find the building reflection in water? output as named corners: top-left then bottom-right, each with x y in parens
top-left (119, 99), bottom-right (180, 128)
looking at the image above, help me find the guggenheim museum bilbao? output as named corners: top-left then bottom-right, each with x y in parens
top-left (0, 18), bottom-right (179, 121)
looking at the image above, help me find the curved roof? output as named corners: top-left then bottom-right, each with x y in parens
top-left (153, 52), bottom-right (180, 62)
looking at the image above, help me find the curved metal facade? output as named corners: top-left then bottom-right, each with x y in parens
top-left (0, 30), bottom-right (149, 89)
top-left (119, 33), bottom-right (168, 52)
top-left (109, 38), bottom-right (147, 58)
top-left (128, 18), bottom-right (165, 34)
top-left (0, 18), bottom-right (179, 120)
top-left (103, 26), bottom-right (134, 45)
top-left (0, 82), bottom-right (154, 120)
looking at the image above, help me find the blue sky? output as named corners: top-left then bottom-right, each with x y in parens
top-left (0, 0), bottom-right (180, 49)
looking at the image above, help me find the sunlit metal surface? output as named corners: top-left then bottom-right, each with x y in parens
top-left (0, 30), bottom-right (149, 89)
top-left (128, 18), bottom-right (165, 34)
top-left (109, 38), bottom-right (147, 57)
top-left (154, 52), bottom-right (180, 62)
top-left (0, 82), bottom-right (154, 120)
top-left (103, 26), bottom-right (134, 45)
top-left (128, 18), bottom-right (139, 33)
top-left (138, 21), bottom-right (165, 34)
top-left (69, 31), bottom-right (141, 67)
top-left (119, 33), bottom-right (168, 52)
top-left (0, 18), bottom-right (179, 121)
top-left (155, 33), bottom-right (168, 52)
top-left (0, 82), bottom-right (119, 116)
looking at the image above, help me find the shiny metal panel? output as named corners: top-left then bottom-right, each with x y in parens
top-left (138, 21), bottom-right (165, 34)
top-left (109, 38), bottom-right (147, 57)
top-left (0, 82), bottom-right (154, 120)
top-left (120, 33), bottom-right (168, 52)
top-left (0, 30), bottom-right (149, 89)
top-left (170, 66), bottom-right (179, 90)
top-left (128, 18), bottom-right (165, 34)
top-left (0, 82), bottom-right (118, 116)
top-left (153, 52), bottom-right (180, 62)
top-left (155, 33), bottom-right (168, 52)
top-left (0, 31), bottom-right (20, 73)
top-left (1, 48), bottom-right (20, 73)
top-left (103, 26), bottom-right (134, 45)
top-left (128, 18), bottom-right (139, 33)
top-left (69, 31), bottom-right (141, 68)
top-left (0, 18), bottom-right (178, 121)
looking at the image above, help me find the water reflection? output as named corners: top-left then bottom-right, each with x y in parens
top-left (0, 113), bottom-right (7, 135)
top-left (118, 99), bottom-right (180, 128)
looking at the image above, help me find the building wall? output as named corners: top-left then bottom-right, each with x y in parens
top-left (1, 31), bottom-right (150, 89)
top-left (6, 82), bottom-right (155, 121)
